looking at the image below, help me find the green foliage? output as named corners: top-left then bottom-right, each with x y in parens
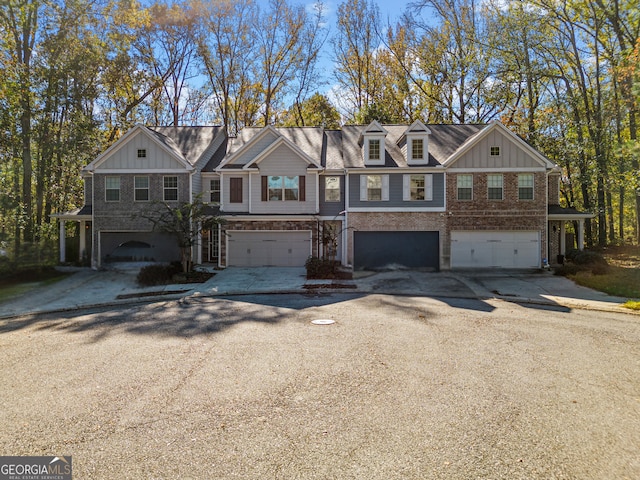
top-left (143, 194), bottom-right (224, 273)
top-left (279, 93), bottom-right (341, 128)
top-left (564, 249), bottom-right (608, 266)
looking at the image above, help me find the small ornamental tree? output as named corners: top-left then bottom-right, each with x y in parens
top-left (144, 195), bottom-right (223, 273)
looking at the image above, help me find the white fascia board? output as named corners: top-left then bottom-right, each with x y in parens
top-left (446, 167), bottom-right (546, 173)
top-left (218, 125), bottom-right (279, 168)
top-left (219, 215), bottom-right (317, 221)
top-left (91, 168), bottom-right (192, 174)
top-left (243, 136), bottom-right (321, 169)
top-left (444, 122), bottom-right (554, 169)
top-left (86, 125), bottom-right (193, 172)
top-left (84, 124), bottom-right (145, 171)
top-left (347, 207), bottom-right (446, 213)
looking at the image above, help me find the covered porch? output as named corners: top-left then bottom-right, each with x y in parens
top-left (548, 205), bottom-right (595, 265)
top-left (50, 205), bottom-right (92, 264)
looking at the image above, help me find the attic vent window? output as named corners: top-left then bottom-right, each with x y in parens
top-left (490, 146), bottom-right (500, 156)
top-left (137, 149), bottom-right (147, 158)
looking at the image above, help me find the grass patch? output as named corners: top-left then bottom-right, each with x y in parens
top-left (557, 246), bottom-right (640, 309)
top-left (568, 265), bottom-right (640, 299)
top-left (0, 268), bottom-right (70, 304)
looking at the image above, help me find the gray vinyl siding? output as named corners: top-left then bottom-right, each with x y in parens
top-left (229, 131), bottom-right (279, 166)
top-left (348, 172), bottom-right (445, 208)
top-left (222, 173), bottom-right (249, 212)
top-left (319, 175), bottom-right (345, 216)
top-left (250, 144), bottom-right (318, 214)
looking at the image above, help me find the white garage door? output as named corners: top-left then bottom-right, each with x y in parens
top-left (227, 231), bottom-right (311, 267)
top-left (451, 231), bottom-right (540, 268)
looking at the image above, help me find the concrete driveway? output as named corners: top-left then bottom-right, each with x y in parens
top-left (0, 265), bottom-right (634, 319)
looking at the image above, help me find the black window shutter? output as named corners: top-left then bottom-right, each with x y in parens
top-left (299, 175), bottom-right (306, 201)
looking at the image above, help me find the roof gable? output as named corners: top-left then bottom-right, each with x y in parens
top-left (243, 136), bottom-right (322, 170)
top-left (84, 125), bottom-right (193, 172)
top-left (218, 126), bottom-right (280, 169)
top-left (443, 122), bottom-right (556, 170)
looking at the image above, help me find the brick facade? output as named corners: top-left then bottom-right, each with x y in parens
top-left (92, 172), bottom-right (191, 265)
top-left (444, 171), bottom-right (548, 267)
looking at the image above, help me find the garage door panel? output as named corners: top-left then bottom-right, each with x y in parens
top-left (451, 231), bottom-right (539, 269)
top-left (228, 231), bottom-right (310, 267)
top-left (354, 231), bottom-right (439, 271)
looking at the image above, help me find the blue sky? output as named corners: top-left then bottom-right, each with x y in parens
top-left (302, 0), bottom-right (414, 91)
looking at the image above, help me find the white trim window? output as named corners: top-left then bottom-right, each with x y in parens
top-left (368, 139), bottom-right (381, 161)
top-left (411, 139), bottom-right (424, 162)
top-left (137, 149), bottom-right (146, 158)
top-left (163, 176), bottom-right (178, 201)
top-left (209, 178), bottom-right (221, 204)
top-left (403, 174), bottom-right (433, 201)
top-left (105, 176), bottom-right (120, 202)
top-left (134, 176), bottom-right (149, 201)
top-left (324, 176), bottom-right (340, 202)
top-left (487, 174), bottom-right (503, 200)
top-left (360, 175), bottom-right (389, 201)
top-left (457, 174), bottom-right (473, 200)
top-left (518, 173), bottom-right (534, 200)
top-left (490, 146), bottom-right (501, 156)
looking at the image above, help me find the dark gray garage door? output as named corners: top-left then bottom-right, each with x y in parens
top-left (354, 231), bottom-right (439, 271)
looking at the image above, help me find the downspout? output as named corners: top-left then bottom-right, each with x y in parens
top-left (343, 168), bottom-right (349, 266)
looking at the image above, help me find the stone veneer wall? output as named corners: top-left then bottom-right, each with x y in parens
top-left (347, 212), bottom-right (447, 267)
top-left (220, 219), bottom-right (319, 267)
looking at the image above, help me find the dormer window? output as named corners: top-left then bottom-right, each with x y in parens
top-left (402, 120), bottom-right (431, 165)
top-left (411, 139), bottom-right (424, 161)
top-left (360, 120), bottom-right (388, 166)
top-left (368, 139), bottom-right (380, 161)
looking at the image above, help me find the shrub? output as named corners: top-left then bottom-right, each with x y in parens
top-left (305, 256), bottom-right (336, 279)
top-left (569, 249), bottom-right (608, 266)
top-left (137, 262), bottom-right (182, 286)
top-left (554, 264), bottom-right (581, 276)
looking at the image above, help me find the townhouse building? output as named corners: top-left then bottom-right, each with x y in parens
top-left (53, 121), bottom-right (592, 271)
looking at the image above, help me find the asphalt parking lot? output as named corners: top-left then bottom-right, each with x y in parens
top-left (1, 293), bottom-right (638, 479)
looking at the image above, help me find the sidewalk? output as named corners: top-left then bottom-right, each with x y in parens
top-left (0, 265), bottom-right (637, 319)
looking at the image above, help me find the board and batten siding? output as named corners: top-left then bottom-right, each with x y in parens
top-left (452, 130), bottom-right (544, 170)
top-left (98, 136), bottom-right (186, 170)
top-left (348, 172), bottom-right (445, 208)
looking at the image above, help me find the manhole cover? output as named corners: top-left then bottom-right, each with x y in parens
top-left (311, 319), bottom-right (335, 325)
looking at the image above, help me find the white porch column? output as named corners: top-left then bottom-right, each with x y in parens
top-left (560, 222), bottom-right (566, 255)
top-left (59, 220), bottom-right (66, 263)
top-left (578, 219), bottom-right (585, 250)
top-left (79, 220), bottom-right (86, 261)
